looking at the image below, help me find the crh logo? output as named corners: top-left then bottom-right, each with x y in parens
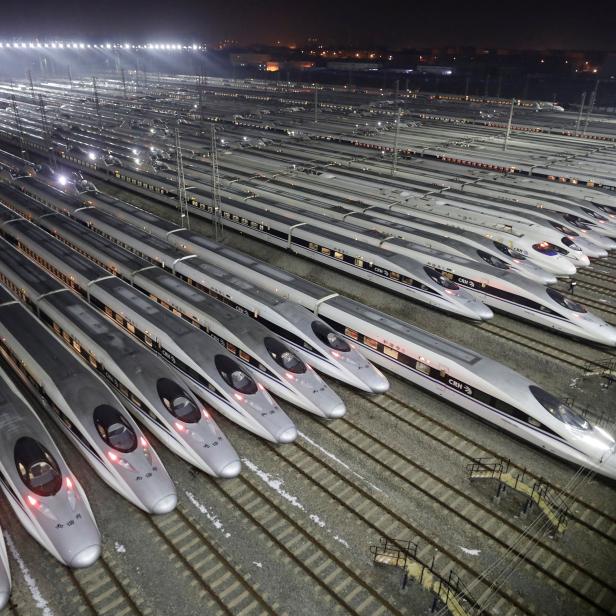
top-left (448, 378), bottom-right (473, 396)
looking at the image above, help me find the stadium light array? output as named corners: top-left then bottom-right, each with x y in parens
top-left (0, 40), bottom-right (206, 51)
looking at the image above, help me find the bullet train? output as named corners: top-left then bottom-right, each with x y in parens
top-left (0, 362), bottom-right (102, 567)
top-left (0, 213), bottom-right (297, 444)
top-left (176, 191), bottom-right (616, 344)
top-left (426, 191), bottom-right (611, 256)
top-left (0, 528), bottom-right (9, 611)
top-left (450, 189), bottom-right (615, 253)
top-left (9, 177), bottom-right (389, 393)
top-left (0, 283), bottom-right (178, 515)
top-left (0, 244), bottom-right (240, 477)
top-left (0, 184), bottom-right (347, 417)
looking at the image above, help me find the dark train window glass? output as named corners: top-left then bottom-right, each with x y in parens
top-left (93, 405), bottom-right (137, 452)
top-left (214, 355), bottom-right (258, 394)
top-left (532, 242), bottom-right (565, 256)
top-left (561, 237), bottom-right (582, 251)
top-left (529, 386), bottom-right (590, 430)
top-left (493, 241), bottom-right (526, 260)
top-left (563, 214), bottom-right (591, 230)
top-left (311, 320), bottom-right (351, 352)
top-left (14, 437), bottom-right (63, 497)
top-left (423, 266), bottom-right (460, 290)
top-left (477, 250), bottom-right (509, 270)
top-left (157, 378), bottom-right (201, 423)
top-left (264, 337), bottom-right (306, 374)
top-left (546, 288), bottom-right (587, 313)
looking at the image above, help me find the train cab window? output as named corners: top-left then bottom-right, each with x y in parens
top-left (477, 250), bottom-right (509, 270)
top-left (311, 321), bottom-right (351, 352)
top-left (264, 337), bottom-right (306, 373)
top-left (532, 242), bottom-right (561, 256)
top-left (529, 386), bottom-right (590, 430)
top-left (214, 355), bottom-right (258, 394)
top-left (14, 437), bottom-right (63, 497)
top-left (157, 378), bottom-right (201, 423)
top-left (546, 288), bottom-right (587, 313)
top-left (94, 405), bottom-right (138, 452)
top-left (561, 237), bottom-right (582, 251)
top-left (493, 241), bottom-right (526, 260)
top-left (423, 266), bottom-right (460, 290)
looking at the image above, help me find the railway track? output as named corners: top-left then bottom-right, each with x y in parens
top-left (146, 504), bottom-right (276, 616)
top-left (207, 473), bottom-right (404, 615)
top-left (478, 320), bottom-right (609, 372)
top-left (316, 392), bottom-right (616, 615)
top-left (372, 389), bottom-right (616, 546)
top-left (61, 553), bottom-right (149, 616)
top-left (261, 440), bottom-right (533, 616)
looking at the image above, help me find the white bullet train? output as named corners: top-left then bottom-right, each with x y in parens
top-left (0, 363), bottom-right (102, 568)
top-left (0, 214), bottom-right (297, 444)
top-left (0, 184), bottom-right (347, 417)
top-left (0, 528), bottom-right (10, 611)
top-left (11, 177), bottom-right (389, 394)
top-left (179, 192), bottom-right (616, 345)
top-left (0, 242), bottom-right (241, 478)
top-left (0, 277), bottom-right (178, 514)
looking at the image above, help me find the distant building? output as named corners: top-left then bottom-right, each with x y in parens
top-left (326, 61), bottom-right (381, 72)
top-left (417, 65), bottom-right (455, 76)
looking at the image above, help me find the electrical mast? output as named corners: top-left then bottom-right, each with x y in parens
top-left (210, 124), bottom-right (223, 241)
top-left (175, 128), bottom-right (190, 229)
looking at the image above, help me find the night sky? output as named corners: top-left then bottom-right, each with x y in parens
top-left (1, 0), bottom-right (615, 49)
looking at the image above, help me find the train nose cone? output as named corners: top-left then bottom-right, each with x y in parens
top-left (475, 303), bottom-right (494, 321)
top-left (276, 426), bottom-right (298, 443)
top-left (69, 544), bottom-right (101, 569)
top-left (0, 590), bottom-right (9, 611)
top-left (218, 459), bottom-right (242, 478)
top-left (327, 402), bottom-right (347, 418)
top-left (151, 493), bottom-right (178, 515)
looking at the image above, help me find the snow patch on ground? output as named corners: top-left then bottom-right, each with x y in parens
top-left (242, 457), bottom-right (351, 549)
top-left (114, 542), bottom-right (126, 554)
top-left (4, 531), bottom-right (54, 615)
top-left (298, 431), bottom-right (385, 494)
top-left (252, 561), bottom-right (263, 568)
top-left (185, 491), bottom-right (231, 538)
top-left (459, 546), bottom-right (481, 556)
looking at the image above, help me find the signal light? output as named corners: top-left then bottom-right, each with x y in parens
top-left (27, 495), bottom-right (39, 508)
top-left (66, 477), bottom-right (73, 490)
top-left (107, 451), bottom-right (119, 462)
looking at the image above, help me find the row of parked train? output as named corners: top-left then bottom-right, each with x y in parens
top-left (0, 84), bottom-right (615, 607)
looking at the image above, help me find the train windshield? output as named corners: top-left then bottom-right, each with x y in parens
top-left (14, 437), bottom-right (63, 497)
top-left (214, 355), bottom-right (258, 394)
top-left (550, 222), bottom-right (578, 236)
top-left (546, 288), bottom-right (587, 313)
top-left (476, 250), bottom-right (509, 270)
top-left (94, 405), bottom-right (138, 452)
top-left (423, 266), bottom-right (460, 290)
top-left (532, 242), bottom-right (560, 256)
top-left (561, 237), bottom-right (582, 251)
top-left (493, 241), bottom-right (527, 260)
top-left (311, 321), bottom-right (351, 352)
top-left (264, 337), bottom-right (307, 373)
top-left (529, 386), bottom-right (590, 430)
top-left (157, 378), bottom-right (201, 423)
top-left (563, 214), bottom-right (592, 230)
top-left (581, 207), bottom-right (608, 222)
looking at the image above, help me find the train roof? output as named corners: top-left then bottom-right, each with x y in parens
top-left (0, 283), bottom-right (16, 304)
top-left (7, 218), bottom-right (108, 282)
top-left (0, 183), bottom-right (51, 219)
top-left (95, 194), bottom-right (179, 233)
top-left (0, 301), bottom-right (78, 380)
top-left (0, 237), bottom-right (64, 295)
top-left (329, 295), bottom-right (483, 366)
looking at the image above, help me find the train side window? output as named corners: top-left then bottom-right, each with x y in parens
top-left (72, 339), bottom-right (81, 353)
top-left (89, 354), bottom-right (98, 368)
top-left (355, 258), bottom-right (364, 267)
top-left (334, 251), bottom-right (344, 260)
top-left (239, 350), bottom-right (251, 362)
top-left (105, 306), bottom-right (113, 317)
top-left (383, 346), bottom-right (398, 359)
top-left (144, 335), bottom-right (153, 347)
top-left (127, 322), bottom-right (136, 334)
top-left (390, 271), bottom-right (400, 281)
top-left (321, 247), bottom-right (331, 256)
top-left (364, 337), bottom-right (378, 350)
top-left (416, 361), bottom-right (431, 375)
top-left (227, 343), bottom-right (237, 354)
top-left (344, 327), bottom-right (359, 340)
top-left (309, 242), bottom-right (318, 250)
